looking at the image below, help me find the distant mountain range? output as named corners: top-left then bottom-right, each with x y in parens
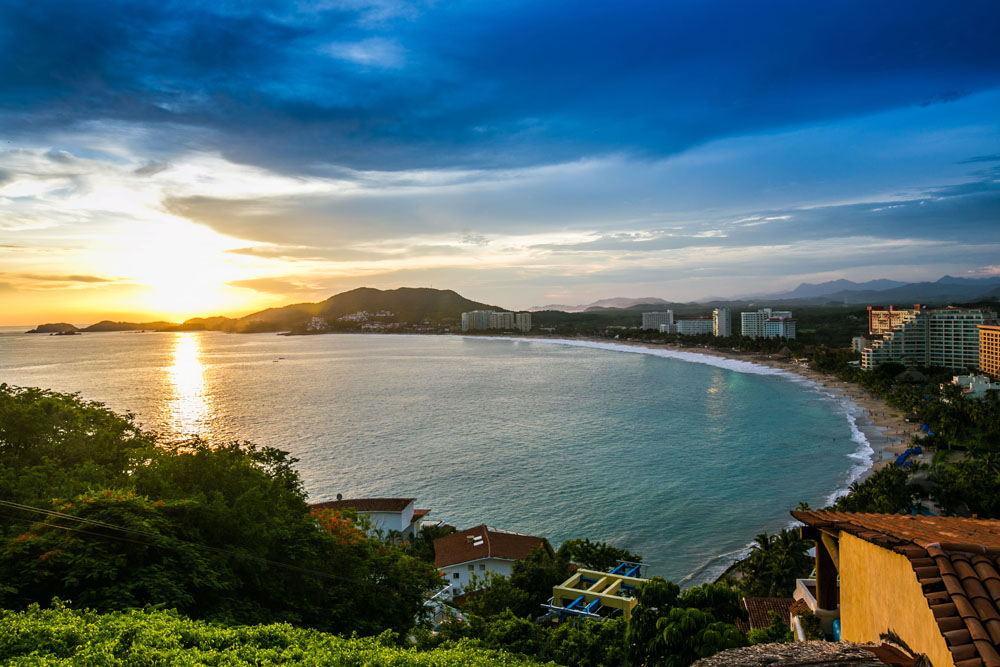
top-left (745, 279), bottom-right (909, 301)
top-left (529, 297), bottom-right (672, 312)
top-left (733, 275), bottom-right (1000, 306)
top-left (557, 276), bottom-right (1000, 312)
top-left (26, 287), bottom-right (503, 334)
top-left (24, 276), bottom-right (1000, 336)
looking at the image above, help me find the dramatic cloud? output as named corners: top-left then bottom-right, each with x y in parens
top-left (0, 0), bottom-right (999, 320)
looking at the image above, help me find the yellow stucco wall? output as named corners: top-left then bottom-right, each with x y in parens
top-left (839, 532), bottom-right (954, 666)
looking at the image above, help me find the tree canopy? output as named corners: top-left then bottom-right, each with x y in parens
top-left (0, 383), bottom-right (441, 636)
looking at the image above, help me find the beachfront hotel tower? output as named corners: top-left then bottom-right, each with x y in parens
top-left (740, 308), bottom-right (793, 339)
top-left (713, 307), bottom-right (732, 337)
top-left (642, 311), bottom-right (673, 331)
top-left (980, 324), bottom-right (1000, 380)
top-left (461, 310), bottom-right (532, 332)
top-left (676, 318), bottom-right (714, 335)
top-left (861, 306), bottom-right (997, 371)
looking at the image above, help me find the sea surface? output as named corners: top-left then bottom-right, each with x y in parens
top-left (0, 327), bottom-right (869, 583)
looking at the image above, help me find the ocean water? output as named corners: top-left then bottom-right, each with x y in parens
top-left (0, 328), bottom-right (868, 583)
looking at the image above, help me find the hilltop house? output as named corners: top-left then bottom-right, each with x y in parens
top-left (309, 497), bottom-right (430, 538)
top-left (434, 525), bottom-right (549, 596)
top-left (792, 510), bottom-right (1000, 667)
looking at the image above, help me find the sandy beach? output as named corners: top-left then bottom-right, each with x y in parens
top-left (615, 340), bottom-right (928, 480)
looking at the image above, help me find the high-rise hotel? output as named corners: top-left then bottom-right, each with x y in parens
top-left (980, 323), bottom-right (1000, 380)
top-left (740, 308), bottom-right (796, 339)
top-left (861, 305), bottom-right (997, 371)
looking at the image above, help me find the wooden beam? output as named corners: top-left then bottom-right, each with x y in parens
top-left (816, 533), bottom-right (839, 611)
top-left (820, 532), bottom-right (840, 571)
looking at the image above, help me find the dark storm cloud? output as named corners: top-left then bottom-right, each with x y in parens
top-left (2, 0), bottom-right (998, 174)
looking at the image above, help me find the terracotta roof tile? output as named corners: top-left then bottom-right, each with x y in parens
top-left (946, 628), bottom-right (974, 646)
top-left (954, 659), bottom-right (985, 667)
top-left (933, 602), bottom-right (959, 618)
top-left (985, 619), bottom-right (1000, 644)
top-left (966, 579), bottom-right (992, 601)
top-left (792, 511), bottom-right (1000, 667)
top-left (740, 597), bottom-right (794, 632)
top-left (953, 644), bottom-right (980, 661)
top-left (433, 525), bottom-right (547, 568)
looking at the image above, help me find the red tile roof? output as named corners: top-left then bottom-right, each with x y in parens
top-left (412, 508), bottom-right (431, 521)
top-left (433, 524), bottom-right (547, 568)
top-left (310, 497), bottom-right (415, 512)
top-left (792, 510), bottom-right (1000, 667)
top-left (736, 597), bottom-right (795, 633)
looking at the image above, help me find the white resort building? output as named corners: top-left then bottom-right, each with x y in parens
top-left (713, 307), bottom-right (732, 337)
top-left (434, 525), bottom-right (549, 597)
top-left (309, 497), bottom-right (430, 538)
top-left (676, 318), bottom-right (714, 335)
top-left (642, 311), bottom-right (674, 331)
top-left (741, 308), bottom-right (794, 339)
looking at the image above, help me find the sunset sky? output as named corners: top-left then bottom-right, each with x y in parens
top-left (2, 0), bottom-right (1000, 324)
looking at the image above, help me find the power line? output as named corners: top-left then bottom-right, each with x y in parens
top-left (0, 498), bottom-right (430, 595)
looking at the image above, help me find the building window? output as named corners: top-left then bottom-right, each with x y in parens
top-left (479, 564), bottom-right (486, 570)
top-left (453, 572), bottom-right (460, 579)
top-left (468, 564), bottom-right (475, 571)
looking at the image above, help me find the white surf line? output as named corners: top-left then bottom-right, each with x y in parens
top-left (470, 335), bottom-right (878, 584)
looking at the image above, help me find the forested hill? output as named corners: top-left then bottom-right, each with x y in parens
top-left (233, 287), bottom-right (504, 332)
top-left (24, 287), bottom-right (506, 334)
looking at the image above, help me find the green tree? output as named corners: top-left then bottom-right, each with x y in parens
top-left (653, 607), bottom-right (745, 667)
top-left (0, 384), bottom-right (442, 637)
top-left (746, 610), bottom-right (793, 645)
top-left (556, 538), bottom-right (642, 572)
top-left (678, 583), bottom-right (745, 625)
top-left (737, 530), bottom-right (812, 598)
top-left (832, 465), bottom-right (916, 514)
top-left (508, 544), bottom-right (571, 616)
top-left (459, 572), bottom-right (533, 619)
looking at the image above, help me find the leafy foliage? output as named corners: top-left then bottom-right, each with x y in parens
top-left (795, 609), bottom-right (824, 640)
top-left (0, 602), bottom-right (553, 666)
top-left (459, 572), bottom-right (534, 619)
top-left (556, 538), bottom-right (642, 572)
top-left (654, 608), bottom-right (746, 667)
top-left (931, 453), bottom-right (1000, 517)
top-left (0, 384), bottom-right (441, 636)
top-left (831, 465), bottom-right (916, 513)
top-left (746, 610), bottom-right (793, 645)
top-left (736, 530), bottom-right (812, 598)
top-left (508, 545), bottom-right (572, 616)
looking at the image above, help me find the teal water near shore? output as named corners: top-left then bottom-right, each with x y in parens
top-left (0, 328), bottom-right (866, 583)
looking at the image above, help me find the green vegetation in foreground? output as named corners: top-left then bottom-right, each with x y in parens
top-left (0, 383), bottom-right (810, 666)
top-left (0, 383), bottom-right (440, 635)
top-left (0, 602), bottom-right (553, 666)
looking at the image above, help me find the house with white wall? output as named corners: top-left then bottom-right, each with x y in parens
top-left (433, 524), bottom-right (550, 596)
top-left (310, 497), bottom-right (430, 538)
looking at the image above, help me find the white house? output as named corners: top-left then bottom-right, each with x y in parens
top-left (433, 525), bottom-right (550, 596)
top-left (309, 497), bottom-right (430, 538)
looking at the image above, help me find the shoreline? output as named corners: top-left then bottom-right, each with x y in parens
top-left (480, 335), bottom-right (924, 490)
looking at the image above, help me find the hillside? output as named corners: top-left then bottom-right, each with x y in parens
top-left (81, 319), bottom-right (177, 332)
top-left (232, 287), bottom-right (504, 332)
top-left (24, 322), bottom-right (78, 334)
top-left (22, 288), bottom-right (506, 335)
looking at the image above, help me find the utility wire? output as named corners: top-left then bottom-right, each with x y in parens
top-left (0, 498), bottom-right (425, 595)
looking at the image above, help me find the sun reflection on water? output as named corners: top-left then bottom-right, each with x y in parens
top-left (167, 332), bottom-right (209, 438)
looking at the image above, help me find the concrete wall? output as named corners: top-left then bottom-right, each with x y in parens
top-left (839, 532), bottom-right (954, 666)
top-left (441, 558), bottom-right (513, 596)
